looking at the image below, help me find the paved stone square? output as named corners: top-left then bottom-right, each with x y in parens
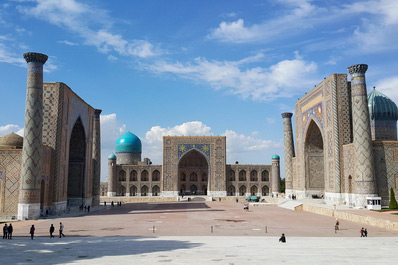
top-left (2, 201), bottom-right (398, 264)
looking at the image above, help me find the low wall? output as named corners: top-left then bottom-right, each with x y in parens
top-left (300, 204), bottom-right (398, 231)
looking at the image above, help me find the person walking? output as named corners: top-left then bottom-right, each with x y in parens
top-left (3, 224), bottom-right (8, 239)
top-left (59, 222), bottom-right (65, 238)
top-left (364, 228), bottom-right (368, 237)
top-left (360, 227), bottom-right (364, 237)
top-left (30, 225), bottom-right (35, 240)
top-left (7, 223), bottom-right (13, 239)
top-left (49, 224), bottom-right (55, 238)
top-left (279, 233), bottom-right (286, 243)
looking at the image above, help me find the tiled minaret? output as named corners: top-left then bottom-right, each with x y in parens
top-left (92, 109), bottom-right (102, 205)
top-left (271, 155), bottom-right (280, 196)
top-left (18, 52), bottom-right (48, 220)
top-left (348, 64), bottom-right (377, 205)
top-left (281, 112), bottom-right (294, 196)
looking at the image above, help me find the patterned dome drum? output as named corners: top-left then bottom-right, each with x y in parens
top-left (368, 89), bottom-right (398, 121)
top-left (0, 132), bottom-right (23, 148)
top-left (115, 132), bottom-right (142, 153)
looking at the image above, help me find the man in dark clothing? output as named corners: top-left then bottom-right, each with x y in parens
top-left (30, 225), bottom-right (35, 240)
top-left (279, 233), bottom-right (286, 243)
top-left (7, 223), bottom-right (13, 239)
top-left (49, 224), bottom-right (55, 238)
top-left (3, 224), bottom-right (8, 239)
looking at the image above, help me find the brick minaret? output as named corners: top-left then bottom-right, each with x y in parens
top-left (107, 155), bottom-right (117, 197)
top-left (18, 52), bottom-right (48, 220)
top-left (92, 109), bottom-right (102, 205)
top-left (281, 112), bottom-right (294, 196)
top-left (348, 64), bottom-right (377, 205)
top-left (271, 155), bottom-right (280, 196)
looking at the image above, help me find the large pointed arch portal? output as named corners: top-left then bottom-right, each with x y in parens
top-left (178, 149), bottom-right (208, 195)
top-left (67, 117), bottom-right (86, 206)
top-left (304, 120), bottom-right (325, 193)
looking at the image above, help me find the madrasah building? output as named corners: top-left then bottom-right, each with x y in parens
top-left (106, 135), bottom-right (281, 198)
top-left (0, 52), bottom-right (101, 220)
top-left (282, 64), bottom-right (398, 208)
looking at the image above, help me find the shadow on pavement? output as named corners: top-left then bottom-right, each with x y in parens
top-left (3, 236), bottom-right (202, 264)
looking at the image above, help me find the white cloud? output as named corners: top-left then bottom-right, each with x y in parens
top-left (18, 0), bottom-right (160, 58)
top-left (148, 52), bottom-right (318, 101)
top-left (58, 40), bottom-right (78, 46)
top-left (375, 76), bottom-right (398, 103)
top-left (0, 42), bottom-right (25, 66)
top-left (208, 0), bottom-right (320, 43)
top-left (107, 55), bottom-right (117, 61)
top-left (0, 124), bottom-right (23, 137)
top-left (141, 121), bottom-right (281, 165)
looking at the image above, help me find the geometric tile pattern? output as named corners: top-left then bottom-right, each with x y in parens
top-left (20, 60), bottom-right (46, 196)
top-left (0, 150), bottom-right (22, 214)
top-left (348, 64), bottom-right (376, 194)
top-left (282, 113), bottom-right (294, 190)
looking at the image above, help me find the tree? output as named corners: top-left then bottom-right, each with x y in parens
top-left (280, 178), bottom-right (285, 193)
top-left (389, 188), bottom-right (398, 209)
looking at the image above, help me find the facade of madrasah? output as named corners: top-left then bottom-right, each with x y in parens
top-left (0, 53), bottom-right (101, 220)
top-left (106, 134), bottom-right (281, 198)
top-left (282, 64), bottom-right (398, 208)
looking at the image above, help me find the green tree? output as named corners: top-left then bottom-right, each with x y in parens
top-left (280, 178), bottom-right (285, 193)
top-left (389, 188), bottom-right (398, 209)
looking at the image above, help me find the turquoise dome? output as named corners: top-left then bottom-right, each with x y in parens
top-left (108, 153), bottom-right (116, 159)
top-left (368, 89), bottom-right (398, 121)
top-left (272, 154), bottom-right (280, 159)
top-left (115, 132), bottom-right (142, 153)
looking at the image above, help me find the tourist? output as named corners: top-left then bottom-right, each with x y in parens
top-left (364, 228), bottom-right (368, 237)
top-left (279, 233), bottom-right (286, 243)
top-left (7, 223), bottom-right (13, 239)
top-left (104, 201), bottom-right (107, 206)
top-left (59, 222), bottom-right (65, 238)
top-left (243, 204), bottom-right (249, 211)
top-left (3, 224), bottom-right (8, 239)
top-left (111, 201), bottom-right (114, 207)
top-left (335, 219), bottom-right (339, 231)
top-left (30, 225), bottom-right (35, 240)
top-left (360, 227), bottom-right (364, 237)
top-left (49, 224), bottom-right (55, 238)
top-left (236, 197), bottom-right (238, 203)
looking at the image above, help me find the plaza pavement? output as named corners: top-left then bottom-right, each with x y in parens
top-left (2, 201), bottom-right (398, 264)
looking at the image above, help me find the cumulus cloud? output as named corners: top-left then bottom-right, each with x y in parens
top-left (375, 76), bottom-right (398, 103)
top-left (18, 0), bottom-right (160, 58)
top-left (0, 124), bottom-right (23, 137)
top-left (141, 121), bottom-right (281, 165)
top-left (148, 52), bottom-right (318, 101)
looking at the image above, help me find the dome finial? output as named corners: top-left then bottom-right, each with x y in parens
top-left (373, 86), bottom-right (376, 90)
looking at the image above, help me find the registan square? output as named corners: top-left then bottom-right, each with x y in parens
top-left (1, 1), bottom-right (398, 264)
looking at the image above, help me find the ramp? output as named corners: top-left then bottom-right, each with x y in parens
top-left (278, 200), bottom-right (303, 210)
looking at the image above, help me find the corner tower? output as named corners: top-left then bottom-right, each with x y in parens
top-left (18, 52), bottom-right (48, 220)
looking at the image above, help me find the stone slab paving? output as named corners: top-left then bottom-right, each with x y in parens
top-left (2, 236), bottom-right (398, 264)
top-left (2, 201), bottom-right (398, 264)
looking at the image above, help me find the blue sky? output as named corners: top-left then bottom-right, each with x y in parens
top-left (1, 0), bottom-right (398, 181)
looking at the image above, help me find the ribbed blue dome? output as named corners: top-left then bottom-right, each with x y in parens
top-left (272, 154), bottom-right (280, 159)
top-left (108, 153), bottom-right (116, 159)
top-left (368, 89), bottom-right (398, 121)
top-left (115, 132), bottom-right (142, 153)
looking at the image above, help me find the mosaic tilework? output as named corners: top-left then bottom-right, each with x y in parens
top-left (178, 144), bottom-right (210, 160)
top-left (282, 113), bottom-right (294, 190)
top-left (349, 65), bottom-right (376, 194)
top-left (0, 150), bottom-right (21, 214)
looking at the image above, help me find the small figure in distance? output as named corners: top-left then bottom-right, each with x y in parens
top-left (360, 227), bottom-right (364, 237)
top-left (49, 224), bottom-right (55, 238)
top-left (7, 223), bottom-right (13, 239)
top-left (279, 233), bottom-right (286, 243)
top-left (111, 201), bottom-right (114, 207)
top-left (364, 228), bottom-right (368, 237)
top-left (30, 225), bottom-right (35, 240)
top-left (243, 204), bottom-right (249, 211)
top-left (3, 223), bottom-right (8, 239)
top-left (59, 222), bottom-right (65, 238)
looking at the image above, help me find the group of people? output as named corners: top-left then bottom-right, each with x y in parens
top-left (27, 222), bottom-right (66, 240)
top-left (3, 223), bottom-right (13, 239)
top-left (360, 227), bottom-right (368, 237)
top-left (79, 205), bottom-right (91, 212)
